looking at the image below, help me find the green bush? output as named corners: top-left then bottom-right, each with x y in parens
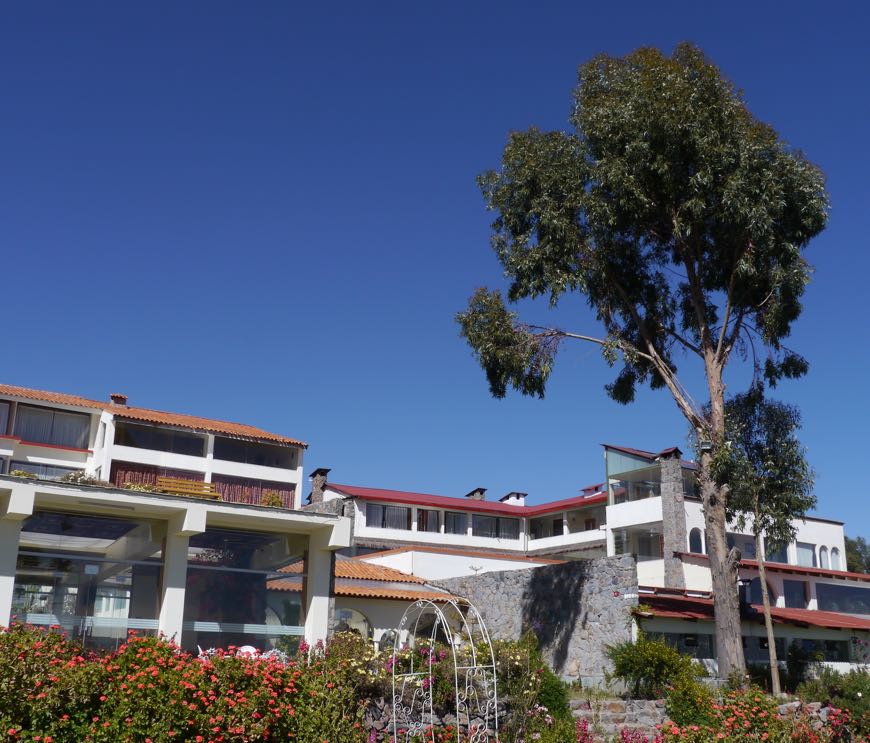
top-left (606, 633), bottom-right (704, 699)
top-left (798, 666), bottom-right (870, 736)
top-left (664, 674), bottom-right (716, 727)
top-left (536, 664), bottom-right (570, 720)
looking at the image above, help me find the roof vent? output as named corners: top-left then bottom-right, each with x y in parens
top-left (109, 393), bottom-right (128, 406)
top-left (464, 487), bottom-right (487, 501)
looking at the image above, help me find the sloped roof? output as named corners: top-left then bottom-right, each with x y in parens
top-left (637, 591), bottom-right (870, 631)
top-left (0, 383), bottom-right (305, 447)
top-left (326, 483), bottom-right (606, 517)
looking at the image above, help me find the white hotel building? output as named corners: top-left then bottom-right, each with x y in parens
top-left (0, 383), bottom-right (349, 652)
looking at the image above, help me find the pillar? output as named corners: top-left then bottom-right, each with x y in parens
top-left (660, 451), bottom-right (687, 589)
top-left (304, 528), bottom-right (335, 645)
top-left (158, 507), bottom-right (205, 643)
top-left (0, 483), bottom-right (35, 626)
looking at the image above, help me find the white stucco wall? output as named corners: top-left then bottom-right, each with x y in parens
top-left (359, 549), bottom-right (555, 580)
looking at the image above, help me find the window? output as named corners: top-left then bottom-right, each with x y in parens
top-left (831, 548), bottom-right (841, 571)
top-left (817, 583), bottom-right (870, 615)
top-left (727, 533), bottom-right (756, 558)
top-left (445, 511), bottom-right (467, 535)
top-left (745, 578), bottom-right (775, 605)
top-left (820, 546), bottom-right (829, 569)
top-left (114, 421), bottom-right (205, 457)
top-left (796, 542), bottom-right (817, 568)
top-left (584, 518), bottom-right (597, 531)
top-left (213, 437), bottom-right (296, 469)
top-left (552, 518), bottom-right (564, 536)
top-left (766, 542), bottom-right (789, 564)
top-left (0, 401), bottom-right (9, 434)
top-left (783, 580), bottom-right (808, 609)
top-left (366, 503), bottom-right (410, 530)
top-left (417, 509), bottom-right (440, 533)
top-left (334, 608), bottom-right (371, 639)
top-left (211, 474), bottom-right (294, 507)
top-left (472, 515), bottom-right (519, 540)
top-left (795, 639), bottom-right (849, 663)
top-left (689, 528), bottom-right (704, 554)
top-left (10, 461), bottom-right (79, 480)
top-left (650, 632), bottom-right (715, 660)
top-left (13, 404), bottom-right (90, 449)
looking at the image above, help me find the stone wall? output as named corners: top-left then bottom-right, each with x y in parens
top-left (434, 555), bottom-right (638, 685)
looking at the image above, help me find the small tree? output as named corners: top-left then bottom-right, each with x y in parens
top-left (845, 535), bottom-right (870, 573)
top-left (457, 43), bottom-right (828, 677)
top-left (712, 384), bottom-right (815, 694)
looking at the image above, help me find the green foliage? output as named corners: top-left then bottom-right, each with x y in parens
top-left (7, 469), bottom-right (37, 479)
top-left (606, 634), bottom-right (704, 699)
top-left (664, 674), bottom-right (716, 728)
top-left (460, 42), bottom-right (827, 409)
top-left (798, 667), bottom-right (870, 736)
top-left (846, 535), bottom-right (870, 573)
top-left (59, 470), bottom-right (113, 487)
top-left (260, 490), bottom-right (284, 508)
top-left (537, 664), bottom-right (570, 720)
top-left (711, 384), bottom-right (815, 550)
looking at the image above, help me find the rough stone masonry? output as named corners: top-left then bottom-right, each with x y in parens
top-left (435, 554), bottom-right (638, 685)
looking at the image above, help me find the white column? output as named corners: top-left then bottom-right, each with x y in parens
top-left (158, 507), bottom-right (206, 643)
top-left (0, 483), bottom-right (35, 626)
top-left (304, 528), bottom-right (334, 645)
top-left (204, 435), bottom-right (215, 483)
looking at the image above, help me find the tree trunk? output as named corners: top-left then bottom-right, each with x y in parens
top-left (699, 356), bottom-right (747, 681)
top-left (699, 453), bottom-right (746, 681)
top-left (756, 531), bottom-right (781, 695)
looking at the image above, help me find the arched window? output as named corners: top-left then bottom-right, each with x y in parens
top-left (831, 548), bottom-right (841, 571)
top-left (334, 607), bottom-right (372, 639)
top-left (689, 528), bottom-right (704, 554)
top-left (820, 546), bottom-right (830, 569)
top-left (747, 577), bottom-right (776, 605)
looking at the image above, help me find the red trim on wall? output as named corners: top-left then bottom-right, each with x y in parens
top-left (17, 440), bottom-right (92, 454)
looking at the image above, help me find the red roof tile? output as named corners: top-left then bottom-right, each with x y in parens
top-left (677, 552), bottom-right (870, 584)
top-left (326, 483), bottom-right (606, 516)
top-left (638, 592), bottom-right (870, 631)
top-left (279, 559), bottom-right (428, 584)
top-left (0, 383), bottom-right (305, 447)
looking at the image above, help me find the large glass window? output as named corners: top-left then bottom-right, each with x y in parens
top-left (417, 509), bottom-right (440, 533)
top-left (13, 510), bottom-right (163, 651)
top-left (213, 437), bottom-right (297, 469)
top-left (0, 401), bottom-right (9, 434)
top-left (796, 639), bottom-right (849, 663)
top-left (14, 404), bottom-right (90, 449)
top-left (745, 578), bottom-right (775, 605)
top-left (765, 542), bottom-right (789, 564)
top-left (651, 632), bottom-right (715, 660)
top-left (831, 548), bottom-right (842, 571)
top-left (184, 527), bottom-right (303, 652)
top-left (472, 515), bottom-right (520, 540)
top-left (114, 421), bottom-right (205, 457)
top-left (783, 580), bottom-right (808, 609)
top-left (727, 533), bottom-right (756, 559)
top-left (10, 461), bottom-right (79, 480)
top-left (820, 546), bottom-right (830, 569)
top-left (366, 503), bottom-right (411, 530)
top-left (445, 511), bottom-right (467, 535)
top-left (796, 542), bottom-right (817, 568)
top-left (817, 583), bottom-right (870, 615)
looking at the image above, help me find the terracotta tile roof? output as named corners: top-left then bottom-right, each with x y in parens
top-left (676, 552), bottom-right (870, 583)
top-left (637, 592), bottom-right (870, 631)
top-left (355, 545), bottom-right (565, 565)
top-left (326, 483), bottom-right (606, 516)
top-left (0, 383), bottom-right (305, 448)
top-left (279, 559), bottom-right (428, 584)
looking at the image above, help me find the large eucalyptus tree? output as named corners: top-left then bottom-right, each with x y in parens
top-left (457, 44), bottom-right (828, 677)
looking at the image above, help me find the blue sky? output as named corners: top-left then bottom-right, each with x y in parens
top-left (2, 2), bottom-right (868, 531)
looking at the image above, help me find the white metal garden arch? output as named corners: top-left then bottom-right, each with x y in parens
top-left (391, 598), bottom-right (499, 742)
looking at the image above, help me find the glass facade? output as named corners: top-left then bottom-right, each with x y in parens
top-left (797, 542), bottom-right (817, 568)
top-left (444, 511), bottom-right (466, 535)
top-left (0, 401), bottom-right (9, 434)
top-left (114, 421), bottom-right (205, 457)
top-left (213, 437), bottom-right (296, 469)
top-left (783, 580), bottom-right (808, 609)
top-left (816, 583), bottom-right (870, 615)
top-left (183, 527), bottom-right (303, 652)
top-left (366, 503), bottom-right (411, 530)
top-left (10, 461), bottom-right (79, 480)
top-left (12, 510), bottom-right (163, 651)
top-left (417, 509), bottom-right (440, 532)
top-left (13, 404), bottom-right (90, 449)
top-left (652, 632), bottom-right (715, 660)
top-left (471, 515), bottom-right (520, 540)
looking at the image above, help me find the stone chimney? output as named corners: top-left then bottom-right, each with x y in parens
top-left (464, 487), bottom-right (487, 501)
top-left (659, 447), bottom-right (687, 590)
top-left (109, 393), bottom-right (128, 406)
top-left (499, 491), bottom-right (527, 507)
top-left (309, 468), bottom-right (331, 504)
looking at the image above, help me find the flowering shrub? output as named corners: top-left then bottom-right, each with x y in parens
top-left (798, 667), bottom-right (870, 737)
top-left (0, 623), bottom-right (365, 742)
